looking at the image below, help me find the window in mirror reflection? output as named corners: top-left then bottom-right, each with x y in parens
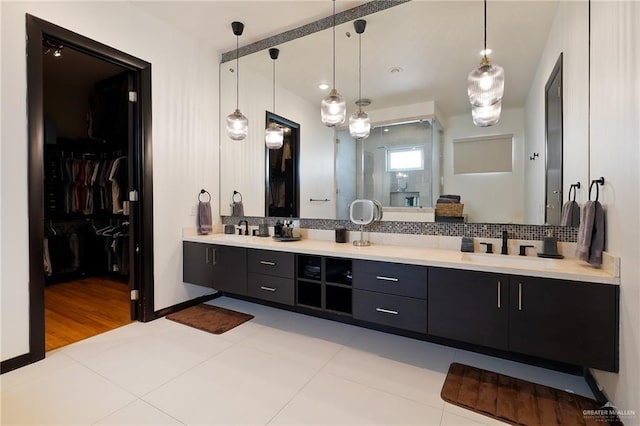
top-left (386, 146), bottom-right (424, 172)
top-left (265, 112), bottom-right (300, 217)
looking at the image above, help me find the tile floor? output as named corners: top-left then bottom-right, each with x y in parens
top-left (1, 297), bottom-right (595, 425)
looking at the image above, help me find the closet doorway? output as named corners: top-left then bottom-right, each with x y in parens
top-left (27, 16), bottom-right (154, 361)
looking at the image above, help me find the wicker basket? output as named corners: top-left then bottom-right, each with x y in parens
top-left (436, 202), bottom-right (464, 217)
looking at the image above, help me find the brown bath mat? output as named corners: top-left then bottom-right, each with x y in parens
top-left (441, 363), bottom-right (622, 425)
top-left (166, 304), bottom-right (253, 334)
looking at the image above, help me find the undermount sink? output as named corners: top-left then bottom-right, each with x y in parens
top-left (460, 252), bottom-right (561, 269)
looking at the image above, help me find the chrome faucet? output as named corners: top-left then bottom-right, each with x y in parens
top-left (501, 230), bottom-right (509, 255)
top-left (238, 220), bottom-right (249, 235)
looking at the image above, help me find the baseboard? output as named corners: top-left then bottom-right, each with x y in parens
top-left (151, 292), bottom-right (221, 320)
top-left (1, 352), bottom-right (43, 375)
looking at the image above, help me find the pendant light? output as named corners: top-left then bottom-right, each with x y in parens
top-left (265, 48), bottom-right (284, 149)
top-left (226, 21), bottom-right (249, 141)
top-left (472, 99), bottom-right (502, 127)
top-left (349, 19), bottom-right (371, 139)
top-left (467, 0), bottom-right (504, 126)
top-left (320, 0), bottom-right (346, 127)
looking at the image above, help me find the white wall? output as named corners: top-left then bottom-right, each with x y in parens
top-left (589, 0), bottom-right (640, 416)
top-left (219, 66), bottom-right (335, 218)
top-left (524, 0), bottom-right (589, 224)
top-left (443, 108), bottom-right (526, 224)
top-left (1, 1), bottom-right (218, 362)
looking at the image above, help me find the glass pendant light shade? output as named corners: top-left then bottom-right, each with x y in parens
top-left (265, 122), bottom-right (284, 149)
top-left (226, 109), bottom-right (249, 140)
top-left (468, 0), bottom-right (505, 126)
top-left (472, 99), bottom-right (502, 127)
top-left (321, 89), bottom-right (347, 127)
top-left (467, 58), bottom-right (505, 107)
top-left (349, 110), bottom-right (371, 139)
top-left (321, 0), bottom-right (346, 127)
top-left (265, 48), bottom-right (284, 149)
top-left (227, 21), bottom-right (248, 140)
top-left (348, 19), bottom-right (369, 138)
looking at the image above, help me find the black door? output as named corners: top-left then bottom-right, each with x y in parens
top-left (24, 15), bottom-right (154, 369)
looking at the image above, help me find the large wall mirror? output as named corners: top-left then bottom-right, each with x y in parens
top-left (219, 0), bottom-right (589, 225)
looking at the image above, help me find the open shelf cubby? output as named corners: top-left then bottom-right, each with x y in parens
top-left (296, 254), bottom-right (353, 315)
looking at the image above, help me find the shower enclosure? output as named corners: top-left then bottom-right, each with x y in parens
top-left (335, 118), bottom-right (443, 219)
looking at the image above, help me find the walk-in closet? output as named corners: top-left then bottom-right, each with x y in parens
top-left (42, 39), bottom-right (133, 351)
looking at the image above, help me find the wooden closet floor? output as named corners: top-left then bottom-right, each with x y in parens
top-left (45, 277), bottom-right (132, 352)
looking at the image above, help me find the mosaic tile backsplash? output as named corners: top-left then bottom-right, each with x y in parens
top-left (221, 216), bottom-right (578, 242)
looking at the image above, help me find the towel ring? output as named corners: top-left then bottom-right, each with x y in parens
top-left (569, 182), bottom-right (580, 202)
top-left (198, 189), bottom-right (211, 202)
top-left (232, 190), bottom-right (243, 203)
top-left (589, 177), bottom-right (605, 202)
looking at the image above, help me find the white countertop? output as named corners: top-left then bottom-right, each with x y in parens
top-left (183, 233), bottom-right (620, 285)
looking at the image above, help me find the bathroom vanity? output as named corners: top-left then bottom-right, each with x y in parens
top-left (182, 234), bottom-right (619, 373)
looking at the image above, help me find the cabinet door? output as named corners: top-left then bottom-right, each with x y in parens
top-left (183, 242), bottom-right (214, 287)
top-left (211, 245), bottom-right (248, 295)
top-left (428, 268), bottom-right (508, 351)
top-left (509, 277), bottom-right (618, 372)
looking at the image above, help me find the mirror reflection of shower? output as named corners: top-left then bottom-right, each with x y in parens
top-left (335, 118), bottom-right (442, 219)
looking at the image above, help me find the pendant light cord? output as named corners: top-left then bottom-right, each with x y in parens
top-left (358, 31), bottom-right (362, 113)
top-left (273, 58), bottom-right (276, 111)
top-left (236, 34), bottom-right (240, 110)
top-left (483, 0), bottom-right (487, 56)
top-left (332, 0), bottom-right (336, 90)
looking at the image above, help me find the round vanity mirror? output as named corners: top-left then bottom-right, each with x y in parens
top-left (349, 199), bottom-right (375, 225)
top-left (349, 199), bottom-right (382, 246)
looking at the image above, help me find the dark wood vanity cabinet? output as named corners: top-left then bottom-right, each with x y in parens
top-left (353, 260), bottom-right (428, 334)
top-left (185, 242), bottom-right (619, 372)
top-left (247, 249), bottom-right (295, 306)
top-left (427, 267), bottom-right (619, 372)
top-left (183, 242), bottom-right (247, 295)
top-left (509, 276), bottom-right (619, 372)
top-left (428, 268), bottom-right (509, 350)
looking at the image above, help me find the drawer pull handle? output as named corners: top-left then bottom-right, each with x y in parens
top-left (375, 276), bottom-right (399, 282)
top-left (260, 261), bottom-right (276, 266)
top-left (260, 286), bottom-right (277, 292)
top-left (497, 281), bottom-right (501, 309)
top-left (376, 307), bottom-right (399, 315)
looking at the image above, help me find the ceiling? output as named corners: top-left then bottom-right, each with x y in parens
top-left (134, 1), bottom-right (564, 119)
top-left (216, 1), bottom-right (562, 119)
top-left (131, 1), bottom-right (367, 52)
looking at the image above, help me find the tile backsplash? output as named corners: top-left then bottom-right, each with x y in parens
top-left (221, 216), bottom-right (578, 242)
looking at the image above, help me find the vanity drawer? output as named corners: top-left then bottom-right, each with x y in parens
top-left (353, 260), bottom-right (428, 299)
top-left (248, 249), bottom-right (295, 278)
top-left (248, 273), bottom-right (295, 306)
top-left (353, 289), bottom-right (427, 334)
